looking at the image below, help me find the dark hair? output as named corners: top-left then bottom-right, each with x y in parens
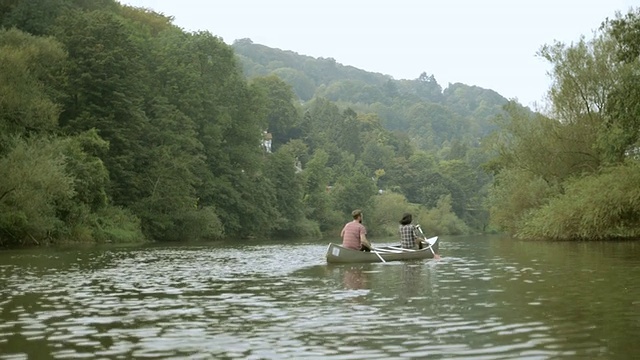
top-left (400, 213), bottom-right (412, 225)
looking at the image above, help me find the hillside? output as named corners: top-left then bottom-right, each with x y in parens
top-left (0, 0), bottom-right (525, 246)
top-left (232, 38), bottom-right (512, 146)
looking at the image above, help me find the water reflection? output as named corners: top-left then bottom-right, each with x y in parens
top-left (0, 237), bottom-right (639, 359)
top-left (400, 263), bottom-right (424, 298)
top-left (342, 266), bottom-right (370, 290)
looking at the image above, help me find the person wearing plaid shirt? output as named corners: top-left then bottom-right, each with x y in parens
top-left (399, 213), bottom-right (421, 250)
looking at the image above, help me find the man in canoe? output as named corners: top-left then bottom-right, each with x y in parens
top-left (341, 209), bottom-right (372, 252)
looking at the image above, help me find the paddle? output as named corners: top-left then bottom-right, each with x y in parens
top-left (365, 243), bottom-right (386, 263)
top-left (415, 224), bottom-right (436, 256)
top-left (372, 249), bottom-right (386, 263)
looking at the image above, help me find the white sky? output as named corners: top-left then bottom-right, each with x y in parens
top-left (119, 0), bottom-right (637, 107)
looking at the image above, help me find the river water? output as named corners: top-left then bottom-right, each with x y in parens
top-left (0, 235), bottom-right (639, 359)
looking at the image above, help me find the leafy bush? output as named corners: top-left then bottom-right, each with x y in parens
top-left (417, 195), bottom-right (471, 236)
top-left (0, 136), bottom-right (74, 246)
top-left (369, 192), bottom-right (419, 237)
top-left (518, 162), bottom-right (640, 240)
top-left (488, 168), bottom-right (560, 234)
top-left (90, 206), bottom-right (145, 243)
top-left (369, 191), bottom-right (470, 237)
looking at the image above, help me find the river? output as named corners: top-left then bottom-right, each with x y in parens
top-left (1, 235), bottom-right (639, 359)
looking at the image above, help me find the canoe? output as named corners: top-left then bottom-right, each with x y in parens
top-left (326, 236), bottom-right (438, 263)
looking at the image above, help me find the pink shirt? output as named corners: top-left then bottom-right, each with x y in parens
top-left (341, 220), bottom-right (366, 250)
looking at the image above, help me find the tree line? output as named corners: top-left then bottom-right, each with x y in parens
top-left (3, 0), bottom-right (636, 246)
top-left (0, 0), bottom-right (483, 247)
top-left (233, 8), bottom-right (640, 241)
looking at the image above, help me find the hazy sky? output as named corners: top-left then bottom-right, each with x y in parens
top-left (119, 0), bottom-right (636, 107)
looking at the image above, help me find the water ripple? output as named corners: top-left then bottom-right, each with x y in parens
top-left (1, 238), bottom-right (639, 358)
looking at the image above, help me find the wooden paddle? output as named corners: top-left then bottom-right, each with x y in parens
top-left (416, 224), bottom-right (436, 256)
top-left (370, 246), bottom-right (386, 263)
top-left (371, 249), bottom-right (387, 262)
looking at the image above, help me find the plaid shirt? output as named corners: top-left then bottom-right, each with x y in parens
top-left (399, 224), bottom-right (419, 249)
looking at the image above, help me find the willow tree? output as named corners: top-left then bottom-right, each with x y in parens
top-left (540, 32), bottom-right (621, 167)
top-left (487, 9), bottom-right (640, 240)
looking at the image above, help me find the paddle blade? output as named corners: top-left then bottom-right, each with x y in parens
top-left (423, 236), bottom-right (438, 247)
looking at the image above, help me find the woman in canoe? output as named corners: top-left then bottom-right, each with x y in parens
top-left (399, 213), bottom-right (422, 250)
top-left (399, 213), bottom-right (441, 259)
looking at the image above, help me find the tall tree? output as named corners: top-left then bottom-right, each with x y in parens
top-left (330, 157), bottom-right (377, 216)
top-left (301, 149), bottom-right (341, 232)
top-left (488, 10), bottom-right (640, 239)
top-left (54, 9), bottom-right (150, 205)
top-left (250, 75), bottom-right (301, 150)
top-left (183, 32), bottom-right (267, 237)
top-left (0, 0), bottom-right (71, 36)
top-left (602, 9), bottom-right (640, 161)
top-left (264, 143), bottom-right (307, 237)
top-left (0, 29), bottom-right (65, 142)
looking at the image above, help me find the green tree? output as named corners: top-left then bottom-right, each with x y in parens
top-left (330, 158), bottom-right (377, 216)
top-left (415, 72), bottom-right (443, 102)
top-left (301, 149), bottom-right (341, 232)
top-left (264, 144), bottom-right (310, 237)
top-left (0, 29), bottom-right (65, 141)
top-left (516, 163), bottom-right (640, 240)
top-left (299, 97), bottom-right (343, 153)
top-left (54, 130), bottom-right (144, 243)
top-left (487, 11), bottom-right (640, 239)
top-left (369, 191), bottom-right (417, 236)
top-left (54, 9), bottom-right (150, 206)
top-left (271, 67), bottom-right (316, 101)
top-left (539, 34), bottom-right (620, 165)
top-left (1, 0), bottom-right (71, 35)
top-left (250, 75), bottom-right (301, 150)
top-left (0, 137), bottom-right (74, 245)
top-left (335, 108), bottom-right (363, 155)
top-left (60, 129), bottom-right (109, 213)
top-left (129, 99), bottom-right (214, 241)
top-left (601, 9), bottom-right (640, 161)
top-left (489, 101), bottom-right (600, 183)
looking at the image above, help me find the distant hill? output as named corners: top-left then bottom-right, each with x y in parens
top-left (232, 38), bottom-right (513, 147)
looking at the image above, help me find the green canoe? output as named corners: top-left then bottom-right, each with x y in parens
top-left (326, 236), bottom-right (438, 263)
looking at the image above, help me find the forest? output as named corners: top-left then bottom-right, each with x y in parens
top-left (1, 0), bottom-right (639, 247)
